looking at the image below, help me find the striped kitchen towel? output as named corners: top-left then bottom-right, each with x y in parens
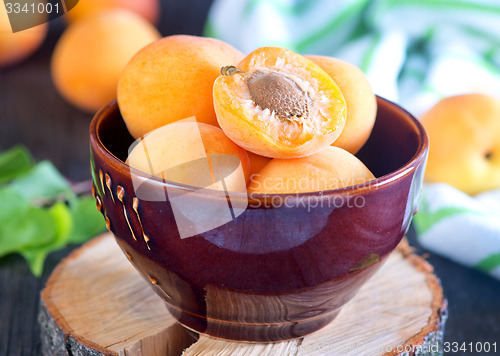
top-left (205, 0), bottom-right (500, 279)
top-left (413, 184), bottom-right (500, 279)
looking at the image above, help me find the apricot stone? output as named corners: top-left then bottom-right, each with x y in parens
top-left (127, 121), bottom-right (250, 192)
top-left (213, 47), bottom-right (347, 159)
top-left (51, 9), bottom-right (160, 113)
top-left (0, 10), bottom-right (47, 68)
top-left (306, 55), bottom-right (377, 154)
top-left (65, 0), bottom-right (160, 24)
top-left (247, 146), bottom-right (375, 194)
top-left (117, 35), bottom-right (244, 139)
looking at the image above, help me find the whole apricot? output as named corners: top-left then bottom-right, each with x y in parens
top-left (247, 151), bottom-right (271, 178)
top-left (421, 94), bottom-right (500, 195)
top-left (306, 55), bottom-right (377, 154)
top-left (65, 0), bottom-right (160, 24)
top-left (127, 121), bottom-right (250, 191)
top-left (118, 35), bottom-right (244, 139)
top-left (51, 9), bottom-right (160, 113)
top-left (0, 10), bottom-right (47, 68)
top-left (247, 146), bottom-right (375, 194)
top-left (213, 47), bottom-right (347, 159)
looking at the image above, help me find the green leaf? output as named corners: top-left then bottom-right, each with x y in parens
top-left (67, 195), bottom-right (106, 244)
top-left (50, 201), bottom-right (73, 242)
top-left (0, 187), bottom-right (29, 222)
top-left (0, 146), bottom-right (34, 183)
top-left (0, 146), bottom-right (103, 276)
top-left (19, 202), bottom-right (72, 276)
top-left (0, 205), bottom-right (56, 257)
top-left (9, 161), bottom-right (71, 202)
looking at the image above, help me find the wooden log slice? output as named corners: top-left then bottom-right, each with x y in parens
top-left (39, 233), bottom-right (447, 356)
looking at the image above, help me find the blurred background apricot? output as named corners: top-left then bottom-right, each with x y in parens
top-left (51, 9), bottom-right (160, 113)
top-left (0, 9), bottom-right (47, 68)
top-left (65, 0), bottom-right (160, 24)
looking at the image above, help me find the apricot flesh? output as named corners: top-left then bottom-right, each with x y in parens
top-left (51, 9), bottom-right (160, 113)
top-left (118, 35), bottom-right (244, 139)
top-left (306, 55), bottom-right (377, 154)
top-left (213, 47), bottom-right (347, 159)
top-left (127, 121), bottom-right (250, 192)
top-left (247, 146), bottom-right (375, 194)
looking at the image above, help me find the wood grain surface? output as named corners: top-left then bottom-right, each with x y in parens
top-left (39, 234), bottom-right (445, 356)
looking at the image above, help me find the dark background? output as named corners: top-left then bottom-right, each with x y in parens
top-left (1, 0), bottom-right (499, 355)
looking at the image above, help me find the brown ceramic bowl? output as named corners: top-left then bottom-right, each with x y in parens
top-left (89, 97), bottom-right (428, 342)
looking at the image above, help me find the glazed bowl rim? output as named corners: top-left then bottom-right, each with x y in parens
top-left (90, 96), bottom-right (428, 199)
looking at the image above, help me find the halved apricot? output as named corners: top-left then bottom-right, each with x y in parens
top-left (213, 47), bottom-right (347, 158)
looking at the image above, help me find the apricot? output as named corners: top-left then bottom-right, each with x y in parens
top-left (65, 0), bottom-right (160, 24)
top-left (247, 151), bottom-right (271, 178)
top-left (247, 146), bottom-right (375, 194)
top-left (306, 55), bottom-right (377, 154)
top-left (0, 10), bottom-right (47, 68)
top-left (117, 35), bottom-right (244, 139)
top-left (421, 94), bottom-right (500, 195)
top-left (213, 47), bottom-right (347, 159)
top-left (51, 9), bottom-right (160, 113)
top-left (127, 121), bottom-right (251, 191)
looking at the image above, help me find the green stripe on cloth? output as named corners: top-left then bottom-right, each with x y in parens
top-left (413, 192), bottom-right (483, 236)
top-left (295, 0), bottom-right (369, 53)
top-left (243, 0), bottom-right (319, 18)
top-left (461, 24), bottom-right (500, 46)
top-left (413, 206), bottom-right (474, 235)
top-left (402, 68), bottom-right (427, 81)
top-left (440, 52), bottom-right (500, 76)
top-left (359, 33), bottom-right (382, 73)
top-left (203, 18), bottom-right (218, 38)
top-left (476, 253), bottom-right (500, 273)
top-left (379, 0), bottom-right (500, 15)
top-left (421, 84), bottom-right (446, 99)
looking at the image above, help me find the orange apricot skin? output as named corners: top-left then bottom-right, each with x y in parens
top-left (118, 35), bottom-right (244, 139)
top-left (127, 122), bottom-right (251, 189)
top-left (306, 55), bottom-right (377, 154)
top-left (51, 10), bottom-right (160, 113)
top-left (65, 0), bottom-right (160, 24)
top-left (213, 47), bottom-right (347, 159)
top-left (247, 151), bottom-right (272, 177)
top-left (0, 10), bottom-right (47, 68)
top-left (247, 146), bottom-right (375, 194)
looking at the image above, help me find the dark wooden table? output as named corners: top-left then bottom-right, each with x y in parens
top-left (1, 1), bottom-right (499, 355)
